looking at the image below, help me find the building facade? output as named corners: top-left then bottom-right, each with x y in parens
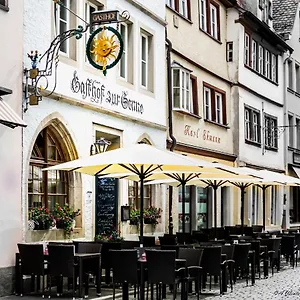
top-left (165, 0), bottom-right (237, 233)
top-left (22, 0), bottom-right (167, 244)
top-left (228, 0), bottom-right (292, 230)
top-left (273, 0), bottom-right (300, 228)
top-left (0, 0), bottom-right (27, 295)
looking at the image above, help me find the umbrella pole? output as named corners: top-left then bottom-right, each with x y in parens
top-left (168, 186), bottom-right (173, 234)
top-left (140, 167), bottom-right (144, 247)
top-left (241, 185), bottom-right (245, 236)
top-left (262, 185), bottom-right (266, 232)
top-left (213, 183), bottom-right (218, 239)
top-left (182, 175), bottom-right (186, 244)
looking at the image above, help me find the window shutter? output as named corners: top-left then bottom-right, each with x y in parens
top-left (268, 1), bottom-right (273, 19)
top-left (187, 0), bottom-right (191, 20)
top-left (211, 89), bottom-right (216, 122)
top-left (206, 0), bottom-right (211, 35)
top-left (222, 94), bottom-right (227, 125)
top-left (217, 5), bottom-right (221, 41)
top-left (175, 0), bottom-right (179, 13)
top-left (190, 75), bottom-right (199, 115)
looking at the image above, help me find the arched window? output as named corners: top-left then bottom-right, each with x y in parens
top-left (28, 126), bottom-right (69, 211)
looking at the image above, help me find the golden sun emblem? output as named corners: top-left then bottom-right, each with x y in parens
top-left (90, 28), bottom-right (119, 71)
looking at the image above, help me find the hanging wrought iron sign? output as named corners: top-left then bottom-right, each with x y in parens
top-left (86, 26), bottom-right (123, 76)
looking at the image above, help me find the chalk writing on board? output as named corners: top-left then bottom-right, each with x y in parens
top-left (95, 177), bottom-right (118, 235)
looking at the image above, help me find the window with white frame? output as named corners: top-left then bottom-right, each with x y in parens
top-left (140, 33), bottom-right (148, 88)
top-left (296, 64), bottom-right (300, 93)
top-left (203, 83), bottom-right (227, 125)
top-left (271, 186), bottom-right (277, 225)
top-left (226, 42), bottom-right (233, 62)
top-left (173, 69), bottom-right (190, 112)
top-left (288, 114), bottom-right (294, 148)
top-left (271, 54), bottom-right (277, 83)
top-left (172, 68), bottom-right (199, 115)
top-left (244, 106), bottom-right (261, 144)
top-left (264, 114), bottom-right (278, 150)
top-left (55, 0), bottom-right (71, 55)
top-left (119, 23), bottom-right (128, 79)
top-left (244, 33), bottom-right (250, 66)
top-left (296, 119), bottom-right (300, 149)
top-left (258, 45), bottom-right (264, 74)
top-left (199, 0), bottom-right (220, 40)
top-left (252, 40), bottom-right (257, 71)
top-left (199, 0), bottom-right (207, 32)
top-left (265, 49), bottom-right (271, 79)
top-left (166, 0), bottom-right (190, 19)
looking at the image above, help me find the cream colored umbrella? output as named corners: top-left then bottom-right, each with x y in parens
top-left (44, 143), bottom-right (245, 241)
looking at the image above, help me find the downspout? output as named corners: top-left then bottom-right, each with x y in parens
top-left (166, 29), bottom-right (177, 234)
top-left (283, 50), bottom-right (292, 230)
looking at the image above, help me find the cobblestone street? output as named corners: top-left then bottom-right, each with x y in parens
top-left (3, 263), bottom-right (300, 300)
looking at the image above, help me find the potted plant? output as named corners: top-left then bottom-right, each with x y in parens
top-left (143, 206), bottom-right (162, 226)
top-left (29, 207), bottom-right (53, 230)
top-left (129, 207), bottom-right (140, 226)
top-left (95, 229), bottom-right (124, 242)
top-left (53, 203), bottom-right (80, 237)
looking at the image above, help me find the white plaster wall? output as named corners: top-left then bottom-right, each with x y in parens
top-left (0, 2), bottom-right (24, 268)
top-left (22, 0), bottom-right (167, 240)
top-left (238, 88), bottom-right (285, 170)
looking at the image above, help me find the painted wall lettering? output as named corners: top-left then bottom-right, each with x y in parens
top-left (184, 125), bottom-right (221, 144)
top-left (70, 71), bottom-right (144, 114)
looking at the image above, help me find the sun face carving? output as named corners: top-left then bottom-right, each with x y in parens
top-left (90, 28), bottom-right (119, 71)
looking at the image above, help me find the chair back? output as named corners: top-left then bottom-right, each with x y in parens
top-left (192, 231), bottom-right (209, 243)
top-left (233, 243), bottom-right (251, 269)
top-left (221, 245), bottom-right (234, 260)
top-left (48, 244), bottom-right (75, 277)
top-left (121, 240), bottom-right (140, 249)
top-left (161, 245), bottom-right (180, 257)
top-left (110, 250), bottom-right (139, 284)
top-left (77, 242), bottom-right (102, 253)
top-left (159, 236), bottom-right (177, 246)
top-left (139, 236), bottom-right (155, 247)
top-left (18, 244), bottom-right (45, 275)
top-left (281, 235), bottom-right (295, 256)
top-left (100, 242), bottom-right (122, 268)
top-left (178, 248), bottom-right (203, 267)
top-left (146, 250), bottom-right (176, 284)
top-left (199, 246), bottom-right (222, 276)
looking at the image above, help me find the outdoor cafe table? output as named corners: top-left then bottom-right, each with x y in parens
top-left (122, 258), bottom-right (187, 300)
top-left (15, 252), bottom-right (101, 299)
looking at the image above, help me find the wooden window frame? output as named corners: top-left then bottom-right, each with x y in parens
top-left (167, 0), bottom-right (191, 20)
top-left (119, 23), bottom-right (128, 80)
top-left (244, 105), bottom-right (261, 145)
top-left (140, 33), bottom-right (148, 89)
top-left (264, 113), bottom-right (278, 150)
top-left (244, 32), bottom-right (251, 67)
top-left (203, 82), bottom-right (227, 126)
top-left (198, 0), bottom-right (221, 41)
top-left (28, 127), bottom-right (69, 210)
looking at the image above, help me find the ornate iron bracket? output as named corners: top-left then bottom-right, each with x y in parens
top-left (23, 0), bottom-right (130, 112)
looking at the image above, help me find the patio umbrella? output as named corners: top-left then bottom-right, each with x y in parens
top-left (109, 163), bottom-right (263, 237)
top-left (43, 144), bottom-right (238, 243)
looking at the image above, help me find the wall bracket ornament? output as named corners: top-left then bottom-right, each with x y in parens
top-left (23, 0), bottom-right (129, 112)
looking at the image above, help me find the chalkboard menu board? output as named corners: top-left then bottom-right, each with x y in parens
top-left (95, 177), bottom-right (118, 235)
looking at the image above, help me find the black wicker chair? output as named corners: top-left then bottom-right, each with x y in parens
top-left (221, 244), bottom-right (235, 292)
top-left (139, 236), bottom-right (156, 247)
top-left (233, 243), bottom-right (251, 285)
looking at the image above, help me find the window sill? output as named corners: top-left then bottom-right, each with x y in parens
top-left (288, 146), bottom-right (300, 153)
top-left (244, 65), bottom-right (278, 86)
top-left (264, 146), bottom-right (278, 152)
top-left (0, 4), bottom-right (8, 11)
top-left (245, 139), bottom-right (261, 148)
top-left (204, 119), bottom-right (229, 129)
top-left (173, 108), bottom-right (202, 120)
top-left (166, 5), bottom-right (193, 24)
top-left (199, 28), bottom-right (222, 44)
top-left (287, 88), bottom-right (300, 98)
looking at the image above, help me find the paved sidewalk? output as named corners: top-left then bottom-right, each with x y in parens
top-left (2, 264), bottom-right (300, 300)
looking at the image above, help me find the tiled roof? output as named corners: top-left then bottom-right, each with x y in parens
top-left (273, 0), bottom-right (298, 36)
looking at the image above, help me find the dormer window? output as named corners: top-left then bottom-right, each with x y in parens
top-left (259, 0), bottom-right (272, 24)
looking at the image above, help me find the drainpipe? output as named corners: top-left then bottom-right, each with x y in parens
top-left (283, 50), bottom-right (292, 229)
top-left (166, 29), bottom-right (177, 235)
